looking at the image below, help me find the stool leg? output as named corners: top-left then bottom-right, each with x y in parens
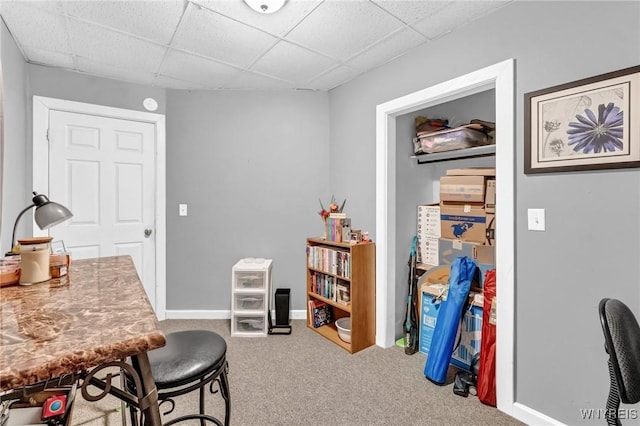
top-left (219, 364), bottom-right (231, 426)
top-left (199, 378), bottom-right (206, 426)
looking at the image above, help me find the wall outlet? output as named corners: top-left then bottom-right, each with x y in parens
top-left (179, 204), bottom-right (188, 216)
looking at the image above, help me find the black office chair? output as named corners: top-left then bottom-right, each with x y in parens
top-left (599, 298), bottom-right (640, 426)
top-left (128, 330), bottom-right (230, 426)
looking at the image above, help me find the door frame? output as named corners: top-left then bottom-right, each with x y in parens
top-left (32, 96), bottom-right (167, 320)
top-left (375, 59), bottom-right (538, 424)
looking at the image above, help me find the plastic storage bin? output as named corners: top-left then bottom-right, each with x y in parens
top-left (231, 258), bottom-right (272, 337)
top-left (234, 316), bottom-right (265, 334)
top-left (234, 294), bottom-right (265, 311)
top-left (413, 124), bottom-right (493, 155)
top-left (233, 271), bottom-right (266, 290)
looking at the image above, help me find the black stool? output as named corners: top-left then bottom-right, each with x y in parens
top-left (128, 330), bottom-right (230, 426)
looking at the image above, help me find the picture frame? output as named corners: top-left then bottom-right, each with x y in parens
top-left (524, 65), bottom-right (640, 174)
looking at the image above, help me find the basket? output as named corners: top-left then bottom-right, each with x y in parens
top-left (335, 317), bottom-right (351, 343)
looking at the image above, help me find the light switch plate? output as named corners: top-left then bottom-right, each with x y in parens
top-left (527, 208), bottom-right (545, 231)
top-left (179, 204), bottom-right (188, 216)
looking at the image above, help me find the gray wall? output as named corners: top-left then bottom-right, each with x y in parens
top-left (328, 1), bottom-right (640, 424)
top-left (0, 20), bottom-right (28, 254)
top-left (165, 89), bottom-right (329, 311)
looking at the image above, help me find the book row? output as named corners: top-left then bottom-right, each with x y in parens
top-left (325, 215), bottom-right (351, 243)
top-left (306, 245), bottom-right (351, 278)
top-left (310, 272), bottom-right (351, 305)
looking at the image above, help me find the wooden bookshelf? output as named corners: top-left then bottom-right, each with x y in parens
top-left (306, 237), bottom-right (375, 354)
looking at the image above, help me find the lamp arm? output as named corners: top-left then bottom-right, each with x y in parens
top-left (10, 203), bottom-right (36, 252)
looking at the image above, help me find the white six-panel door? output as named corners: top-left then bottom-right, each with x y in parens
top-left (47, 110), bottom-right (157, 306)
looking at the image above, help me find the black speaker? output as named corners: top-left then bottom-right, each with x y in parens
top-left (274, 288), bottom-right (290, 325)
top-left (269, 288), bottom-right (292, 335)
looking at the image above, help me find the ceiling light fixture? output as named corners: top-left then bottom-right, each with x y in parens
top-left (243, 0), bottom-right (286, 14)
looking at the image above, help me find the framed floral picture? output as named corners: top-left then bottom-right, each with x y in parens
top-left (525, 65), bottom-right (640, 174)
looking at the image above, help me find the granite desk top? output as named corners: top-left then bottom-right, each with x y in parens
top-left (0, 255), bottom-right (166, 391)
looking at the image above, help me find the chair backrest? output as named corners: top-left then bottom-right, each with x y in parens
top-left (599, 298), bottom-right (640, 404)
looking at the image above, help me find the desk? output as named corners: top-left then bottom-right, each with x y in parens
top-left (0, 255), bottom-right (166, 425)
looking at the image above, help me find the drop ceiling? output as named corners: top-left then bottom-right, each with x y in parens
top-left (0, 0), bottom-right (511, 91)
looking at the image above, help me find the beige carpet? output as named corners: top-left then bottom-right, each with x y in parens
top-left (71, 319), bottom-right (523, 426)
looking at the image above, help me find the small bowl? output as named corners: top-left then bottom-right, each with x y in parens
top-left (335, 317), bottom-right (351, 343)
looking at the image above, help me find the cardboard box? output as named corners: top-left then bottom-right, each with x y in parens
top-left (419, 282), bottom-right (483, 366)
top-left (440, 203), bottom-right (487, 244)
top-left (438, 238), bottom-right (481, 266)
top-left (417, 204), bottom-right (441, 238)
top-left (446, 167), bottom-right (496, 176)
top-left (472, 244), bottom-right (494, 288)
top-left (485, 179), bottom-right (496, 213)
top-left (417, 203), bottom-right (441, 266)
top-left (419, 287), bottom-right (443, 356)
top-left (440, 175), bottom-right (486, 203)
top-left (473, 244), bottom-right (495, 265)
top-left (417, 235), bottom-right (439, 266)
top-left (450, 304), bottom-right (483, 372)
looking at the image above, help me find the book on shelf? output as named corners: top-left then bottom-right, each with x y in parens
top-left (308, 300), bottom-right (332, 328)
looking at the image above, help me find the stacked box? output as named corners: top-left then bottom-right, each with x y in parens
top-left (440, 203), bottom-right (487, 244)
top-left (440, 175), bottom-right (486, 203)
top-left (416, 204), bottom-right (440, 266)
top-left (415, 167), bottom-right (497, 372)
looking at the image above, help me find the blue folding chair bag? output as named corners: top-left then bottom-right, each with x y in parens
top-left (424, 256), bottom-right (476, 384)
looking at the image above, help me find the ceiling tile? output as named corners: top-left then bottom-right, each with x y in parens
top-left (153, 74), bottom-right (211, 90)
top-left (0, 2), bottom-right (72, 52)
top-left (251, 40), bottom-right (337, 85)
top-left (372, 0), bottom-right (452, 25)
top-left (224, 70), bottom-right (294, 90)
top-left (307, 65), bottom-right (362, 91)
top-left (193, 0), bottom-right (322, 37)
top-left (23, 46), bottom-right (75, 69)
top-left (67, 20), bottom-right (166, 74)
top-left (412, 1), bottom-right (510, 40)
top-left (172, 2), bottom-right (278, 68)
top-left (76, 56), bottom-right (156, 86)
top-left (62, 0), bottom-right (186, 45)
top-left (286, 0), bottom-right (404, 61)
top-left (0, 1), bottom-right (63, 16)
top-left (346, 27), bottom-right (426, 72)
top-left (160, 49), bottom-right (241, 88)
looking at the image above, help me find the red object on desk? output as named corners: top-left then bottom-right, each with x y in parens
top-left (42, 395), bottom-right (67, 419)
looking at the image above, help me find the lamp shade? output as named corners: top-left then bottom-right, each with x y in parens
top-left (34, 200), bottom-right (73, 229)
top-left (7, 192), bottom-right (73, 256)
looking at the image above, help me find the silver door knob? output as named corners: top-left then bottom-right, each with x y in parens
top-left (144, 228), bottom-right (153, 238)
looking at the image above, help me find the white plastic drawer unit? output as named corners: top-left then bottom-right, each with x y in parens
top-left (234, 293), bottom-right (265, 312)
top-left (231, 258), bottom-right (272, 337)
top-left (233, 271), bottom-right (266, 290)
top-left (233, 315), bottom-right (266, 335)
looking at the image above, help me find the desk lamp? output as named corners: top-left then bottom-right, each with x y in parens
top-left (6, 191), bottom-right (73, 256)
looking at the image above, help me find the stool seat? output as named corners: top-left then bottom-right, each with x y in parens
top-left (149, 330), bottom-right (227, 387)
top-left (127, 329), bottom-right (230, 426)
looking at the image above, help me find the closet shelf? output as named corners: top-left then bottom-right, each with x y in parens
top-left (411, 144), bottom-right (496, 164)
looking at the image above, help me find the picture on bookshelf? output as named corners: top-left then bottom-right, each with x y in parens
top-left (336, 283), bottom-right (351, 305)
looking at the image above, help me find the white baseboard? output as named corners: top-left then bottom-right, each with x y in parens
top-left (164, 309), bottom-right (307, 320)
top-left (511, 402), bottom-right (565, 425)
